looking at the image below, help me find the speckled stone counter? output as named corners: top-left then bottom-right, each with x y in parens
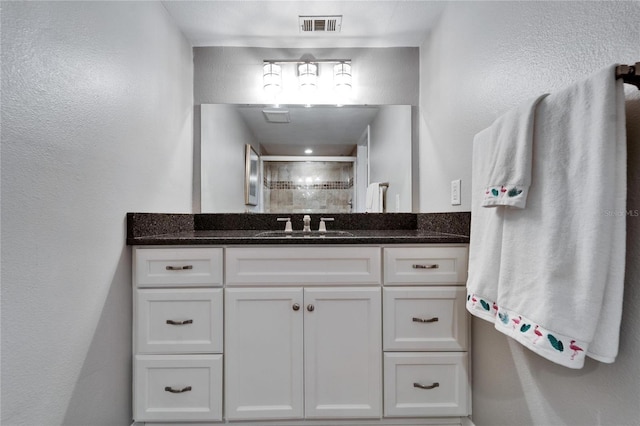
top-left (126, 212), bottom-right (470, 245)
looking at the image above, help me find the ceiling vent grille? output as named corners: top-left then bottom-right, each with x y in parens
top-left (262, 109), bottom-right (290, 123)
top-left (299, 15), bottom-right (342, 33)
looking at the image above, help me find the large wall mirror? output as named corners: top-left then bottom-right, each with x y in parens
top-left (200, 104), bottom-right (412, 213)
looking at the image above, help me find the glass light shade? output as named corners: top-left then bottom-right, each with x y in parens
top-left (263, 63), bottom-right (282, 94)
top-left (334, 63), bottom-right (352, 93)
top-left (298, 63), bottom-right (318, 92)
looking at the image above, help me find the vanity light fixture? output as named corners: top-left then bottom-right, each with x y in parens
top-left (263, 62), bottom-right (282, 95)
top-left (333, 62), bottom-right (352, 94)
top-left (304, 148), bottom-right (313, 154)
top-left (298, 62), bottom-right (318, 92)
top-left (262, 59), bottom-right (352, 95)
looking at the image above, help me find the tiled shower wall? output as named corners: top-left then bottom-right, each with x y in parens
top-left (263, 161), bottom-right (354, 213)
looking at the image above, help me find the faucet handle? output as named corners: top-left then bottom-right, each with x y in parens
top-left (318, 217), bottom-right (334, 232)
top-left (277, 217), bottom-right (292, 233)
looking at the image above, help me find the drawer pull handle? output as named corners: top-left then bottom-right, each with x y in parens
top-left (414, 382), bottom-right (440, 390)
top-left (164, 386), bottom-right (192, 393)
top-left (412, 264), bottom-right (439, 269)
top-left (166, 319), bottom-right (194, 325)
top-left (165, 265), bottom-right (193, 271)
top-left (413, 317), bottom-right (439, 323)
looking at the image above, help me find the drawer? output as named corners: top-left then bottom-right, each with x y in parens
top-left (136, 289), bottom-right (223, 354)
top-left (134, 248), bottom-right (223, 287)
top-left (383, 287), bottom-right (468, 351)
top-left (226, 247), bottom-right (381, 286)
top-left (384, 247), bottom-right (468, 285)
top-left (383, 352), bottom-right (469, 417)
top-left (134, 354), bottom-right (223, 422)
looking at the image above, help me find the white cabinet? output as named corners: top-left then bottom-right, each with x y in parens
top-left (132, 248), bottom-right (223, 423)
top-left (382, 247), bottom-right (470, 419)
top-left (383, 287), bottom-right (467, 351)
top-left (224, 288), bottom-right (304, 420)
top-left (132, 244), bottom-right (470, 425)
top-left (134, 354), bottom-right (223, 422)
top-left (384, 247), bottom-right (467, 285)
top-left (224, 287), bottom-right (381, 421)
top-left (303, 287), bottom-right (381, 419)
top-left (225, 246), bottom-right (381, 286)
top-left (383, 352), bottom-right (469, 417)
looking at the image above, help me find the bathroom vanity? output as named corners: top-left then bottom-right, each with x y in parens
top-left (128, 213), bottom-right (472, 426)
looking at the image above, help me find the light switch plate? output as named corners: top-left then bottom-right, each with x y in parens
top-left (451, 179), bottom-right (461, 205)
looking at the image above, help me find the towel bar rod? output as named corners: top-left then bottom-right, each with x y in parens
top-left (616, 62), bottom-right (640, 89)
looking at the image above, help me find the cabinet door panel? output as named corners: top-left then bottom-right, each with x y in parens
top-left (304, 287), bottom-right (382, 419)
top-left (225, 288), bottom-right (304, 420)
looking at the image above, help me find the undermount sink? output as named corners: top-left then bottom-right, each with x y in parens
top-left (254, 230), bottom-right (355, 238)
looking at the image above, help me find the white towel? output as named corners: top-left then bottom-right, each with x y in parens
top-left (365, 182), bottom-right (383, 213)
top-left (467, 64), bottom-right (627, 369)
top-left (466, 128), bottom-right (504, 321)
top-left (482, 94), bottom-right (548, 209)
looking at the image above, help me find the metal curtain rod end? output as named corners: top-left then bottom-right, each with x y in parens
top-left (616, 62), bottom-right (640, 90)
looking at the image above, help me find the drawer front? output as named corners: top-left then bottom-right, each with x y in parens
top-left (134, 354), bottom-right (223, 422)
top-left (134, 248), bottom-right (223, 287)
top-left (136, 289), bottom-right (223, 354)
top-left (383, 287), bottom-right (467, 351)
top-left (384, 247), bottom-right (468, 285)
top-left (384, 352), bottom-right (469, 417)
top-left (226, 247), bottom-right (381, 285)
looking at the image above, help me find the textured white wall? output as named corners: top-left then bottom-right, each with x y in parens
top-left (1, 2), bottom-right (193, 425)
top-left (201, 104), bottom-right (260, 212)
top-left (419, 2), bottom-right (640, 425)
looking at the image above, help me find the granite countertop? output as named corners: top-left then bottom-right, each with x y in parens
top-left (127, 212), bottom-right (470, 246)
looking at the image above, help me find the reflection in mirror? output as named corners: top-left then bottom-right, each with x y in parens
top-left (263, 159), bottom-right (355, 213)
top-left (200, 104), bottom-right (412, 213)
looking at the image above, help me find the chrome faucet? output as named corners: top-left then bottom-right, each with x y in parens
top-left (303, 215), bottom-right (311, 232)
top-left (277, 217), bottom-right (292, 233)
top-left (318, 217), bottom-right (334, 232)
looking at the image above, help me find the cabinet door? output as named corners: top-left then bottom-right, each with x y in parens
top-left (225, 288), bottom-right (304, 420)
top-left (304, 287), bottom-right (382, 419)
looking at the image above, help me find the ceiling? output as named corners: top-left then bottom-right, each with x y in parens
top-left (161, 1), bottom-right (446, 48)
top-left (235, 104), bottom-right (380, 156)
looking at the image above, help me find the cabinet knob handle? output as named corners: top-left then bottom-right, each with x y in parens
top-left (164, 386), bottom-right (192, 393)
top-left (413, 382), bottom-right (439, 390)
top-left (412, 264), bottom-right (439, 269)
top-left (166, 319), bottom-right (193, 325)
top-left (307, 304), bottom-right (315, 312)
top-left (412, 317), bottom-right (439, 323)
top-left (292, 303), bottom-right (300, 311)
top-left (166, 265), bottom-right (193, 271)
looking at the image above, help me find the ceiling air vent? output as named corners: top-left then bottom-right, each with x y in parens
top-left (299, 15), bottom-right (342, 33)
top-left (262, 109), bottom-right (290, 123)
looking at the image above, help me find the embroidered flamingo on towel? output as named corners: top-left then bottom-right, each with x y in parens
top-left (569, 340), bottom-right (584, 360)
top-left (533, 325), bottom-right (543, 344)
top-left (512, 316), bottom-right (522, 329)
top-left (471, 295), bottom-right (477, 307)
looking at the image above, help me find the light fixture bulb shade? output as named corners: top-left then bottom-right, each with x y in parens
top-left (298, 63), bottom-right (318, 92)
top-left (263, 63), bottom-right (282, 94)
top-left (333, 62), bottom-right (352, 93)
